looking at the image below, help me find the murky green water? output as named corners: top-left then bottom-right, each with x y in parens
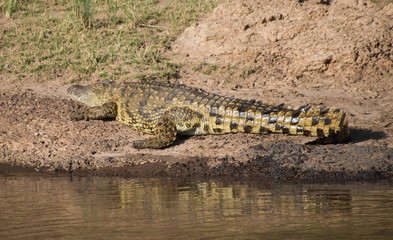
top-left (0, 174), bottom-right (392, 240)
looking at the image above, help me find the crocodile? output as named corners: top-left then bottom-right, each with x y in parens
top-left (67, 80), bottom-right (350, 149)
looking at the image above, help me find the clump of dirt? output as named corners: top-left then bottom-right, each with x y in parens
top-left (172, 0), bottom-right (393, 93)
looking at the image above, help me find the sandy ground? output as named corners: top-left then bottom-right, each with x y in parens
top-left (1, 0), bottom-right (392, 181)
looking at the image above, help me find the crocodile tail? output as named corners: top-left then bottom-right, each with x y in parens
top-left (256, 106), bottom-right (350, 143)
top-left (225, 104), bottom-right (349, 143)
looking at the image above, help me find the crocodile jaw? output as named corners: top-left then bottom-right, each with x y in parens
top-left (67, 85), bottom-right (101, 107)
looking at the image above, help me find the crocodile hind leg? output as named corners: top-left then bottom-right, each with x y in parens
top-left (132, 116), bottom-right (177, 149)
top-left (133, 107), bottom-right (203, 149)
top-left (71, 102), bottom-right (117, 121)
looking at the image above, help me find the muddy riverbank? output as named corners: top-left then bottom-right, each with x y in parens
top-left (1, 0), bottom-right (392, 181)
top-left (0, 87), bottom-right (391, 181)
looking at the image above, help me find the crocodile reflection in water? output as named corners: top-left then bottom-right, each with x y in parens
top-left (118, 179), bottom-right (352, 216)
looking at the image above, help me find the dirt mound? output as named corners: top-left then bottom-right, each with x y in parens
top-left (172, 0), bottom-right (393, 92)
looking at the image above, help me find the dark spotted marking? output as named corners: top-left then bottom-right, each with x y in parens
top-left (303, 129), bottom-right (311, 136)
top-left (263, 108), bottom-right (272, 114)
top-left (209, 104), bottom-right (219, 117)
top-left (312, 117), bottom-right (319, 125)
top-left (121, 87), bottom-right (127, 97)
top-left (317, 128), bottom-right (325, 137)
top-left (282, 126), bottom-right (290, 134)
top-left (334, 108), bottom-right (341, 113)
top-left (213, 128), bottom-right (223, 133)
top-left (329, 128), bottom-right (335, 135)
top-left (215, 117), bottom-right (224, 125)
top-left (272, 103), bottom-right (285, 113)
top-left (324, 118), bottom-right (331, 125)
top-left (238, 103), bottom-right (248, 112)
top-left (139, 99), bottom-right (147, 107)
top-left (268, 117), bottom-right (277, 124)
top-left (292, 111), bottom-right (300, 119)
top-left (320, 107), bottom-right (329, 114)
top-left (299, 106), bottom-right (312, 113)
top-left (204, 125), bottom-right (210, 133)
top-left (246, 113), bottom-right (254, 122)
top-left (275, 124), bottom-right (282, 130)
top-left (244, 125), bottom-right (253, 133)
top-left (230, 122), bottom-right (238, 130)
top-left (260, 126), bottom-right (272, 134)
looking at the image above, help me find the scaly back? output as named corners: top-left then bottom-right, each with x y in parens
top-left (115, 81), bottom-right (349, 143)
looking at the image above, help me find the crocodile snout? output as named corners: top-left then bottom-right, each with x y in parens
top-left (67, 85), bottom-right (84, 96)
top-left (67, 85), bottom-right (99, 107)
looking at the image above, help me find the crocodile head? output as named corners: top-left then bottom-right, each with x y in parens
top-left (67, 80), bottom-right (117, 107)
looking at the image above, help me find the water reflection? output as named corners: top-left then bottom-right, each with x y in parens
top-left (0, 175), bottom-right (392, 239)
top-left (118, 180), bottom-right (353, 218)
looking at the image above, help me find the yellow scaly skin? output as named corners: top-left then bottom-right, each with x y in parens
top-left (67, 80), bottom-right (350, 149)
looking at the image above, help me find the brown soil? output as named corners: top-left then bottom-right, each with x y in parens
top-left (1, 0), bottom-right (392, 181)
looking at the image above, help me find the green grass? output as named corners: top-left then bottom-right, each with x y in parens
top-left (3, 0), bottom-right (18, 18)
top-left (0, 0), bottom-right (222, 82)
top-left (192, 62), bottom-right (219, 75)
top-left (369, 0), bottom-right (393, 5)
top-left (73, 0), bottom-right (94, 28)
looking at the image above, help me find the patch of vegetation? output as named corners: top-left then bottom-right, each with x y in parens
top-left (0, 0), bottom-right (223, 82)
top-left (240, 66), bottom-right (257, 78)
top-left (73, 0), bottom-right (94, 28)
top-left (3, 0), bottom-right (18, 18)
top-left (369, 0), bottom-right (393, 5)
top-left (192, 62), bottom-right (219, 75)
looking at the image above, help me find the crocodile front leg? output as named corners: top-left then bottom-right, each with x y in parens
top-left (133, 107), bottom-right (203, 149)
top-left (71, 102), bottom-right (117, 121)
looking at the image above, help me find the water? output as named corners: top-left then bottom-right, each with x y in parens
top-left (0, 174), bottom-right (392, 240)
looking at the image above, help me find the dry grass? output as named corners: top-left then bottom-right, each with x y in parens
top-left (0, 0), bottom-right (223, 83)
